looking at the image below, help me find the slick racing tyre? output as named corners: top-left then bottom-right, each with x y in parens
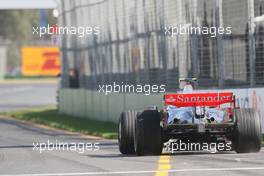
top-left (134, 110), bottom-right (163, 156)
top-left (118, 111), bottom-right (137, 154)
top-left (233, 108), bottom-right (262, 153)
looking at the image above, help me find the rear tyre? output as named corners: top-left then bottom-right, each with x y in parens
top-left (233, 108), bottom-right (262, 153)
top-left (118, 111), bottom-right (136, 154)
top-left (134, 110), bottom-right (163, 156)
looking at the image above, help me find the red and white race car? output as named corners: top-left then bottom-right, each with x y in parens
top-left (118, 78), bottom-right (262, 155)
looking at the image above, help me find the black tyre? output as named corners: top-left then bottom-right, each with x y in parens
top-left (134, 110), bottom-right (163, 156)
top-left (233, 108), bottom-right (262, 153)
top-left (118, 111), bottom-right (136, 154)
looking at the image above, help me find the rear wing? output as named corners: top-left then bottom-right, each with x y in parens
top-left (164, 92), bottom-right (234, 107)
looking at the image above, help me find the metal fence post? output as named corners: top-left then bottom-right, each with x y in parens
top-left (248, 0), bottom-right (256, 86)
top-left (60, 0), bottom-right (69, 88)
top-left (217, 0), bottom-right (224, 88)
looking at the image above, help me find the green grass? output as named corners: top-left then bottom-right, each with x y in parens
top-left (1, 107), bottom-right (118, 139)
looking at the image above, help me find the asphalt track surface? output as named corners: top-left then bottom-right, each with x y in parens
top-left (0, 82), bottom-right (264, 176)
top-left (0, 82), bottom-right (57, 112)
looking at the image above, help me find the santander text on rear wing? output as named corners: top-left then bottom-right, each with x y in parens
top-left (164, 92), bottom-right (234, 107)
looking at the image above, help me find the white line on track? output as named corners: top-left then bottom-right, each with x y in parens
top-left (1, 167), bottom-right (264, 176)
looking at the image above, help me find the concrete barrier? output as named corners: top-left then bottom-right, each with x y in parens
top-left (59, 89), bottom-right (163, 123)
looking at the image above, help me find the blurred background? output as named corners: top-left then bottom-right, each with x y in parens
top-left (0, 0), bottom-right (59, 112)
top-left (0, 0), bottom-right (58, 79)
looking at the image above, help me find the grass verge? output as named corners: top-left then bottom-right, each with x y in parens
top-left (0, 107), bottom-right (118, 139)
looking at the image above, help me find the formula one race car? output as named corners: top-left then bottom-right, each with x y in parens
top-left (118, 78), bottom-right (262, 155)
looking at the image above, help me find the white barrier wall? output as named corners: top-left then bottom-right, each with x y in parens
top-left (226, 88), bottom-right (264, 133)
top-left (59, 87), bottom-right (264, 133)
top-left (0, 45), bottom-right (7, 79)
